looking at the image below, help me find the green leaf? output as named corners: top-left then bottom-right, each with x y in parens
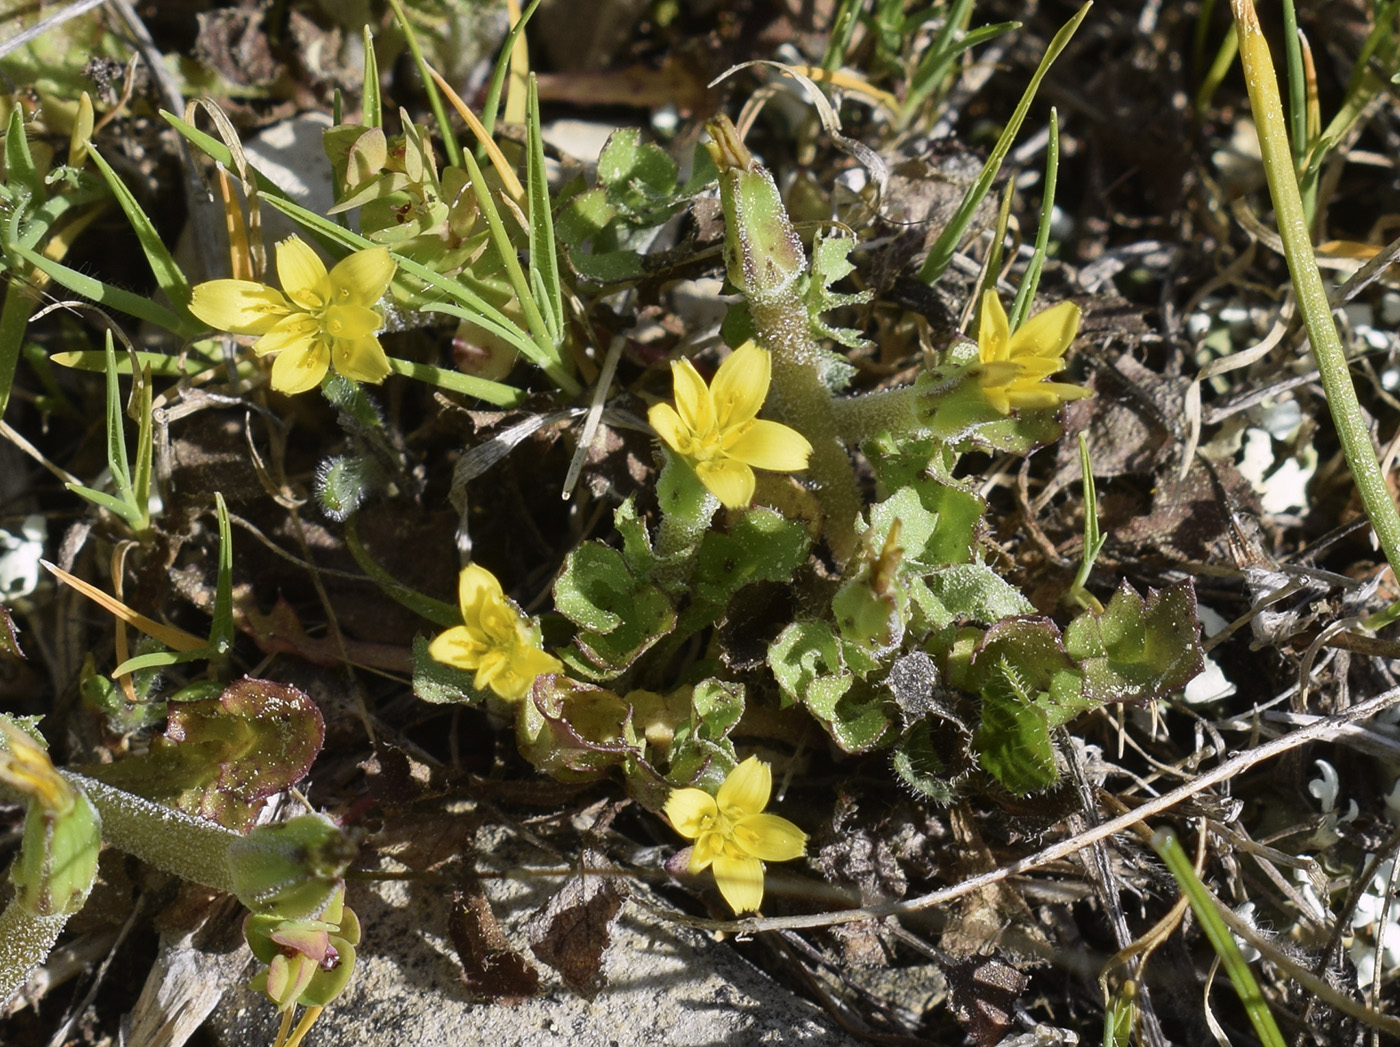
top-left (768, 621), bottom-right (893, 753)
top-left (976, 617), bottom-right (1089, 724)
top-left (804, 231), bottom-right (872, 355)
top-left (925, 563), bottom-right (1035, 622)
top-left (65, 483), bottom-right (144, 531)
top-left (891, 722), bottom-right (954, 804)
top-left (974, 679), bottom-right (1057, 795)
top-left (693, 508), bottom-right (811, 605)
top-left (614, 497), bottom-right (658, 580)
top-left (411, 634), bottom-right (482, 705)
top-left (690, 678), bottom-right (744, 741)
top-left (517, 678), bottom-right (635, 782)
top-left (597, 128), bottom-right (679, 223)
top-left (769, 620), bottom-right (849, 708)
top-left (555, 541), bottom-right (675, 676)
top-left (1063, 581), bottom-right (1204, 704)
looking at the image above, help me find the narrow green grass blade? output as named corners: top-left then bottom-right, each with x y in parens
top-left (131, 365), bottom-right (153, 533)
top-left (820, 0), bottom-right (861, 72)
top-left (65, 484), bottom-right (145, 531)
top-left (3, 109), bottom-right (42, 199)
top-left (0, 279), bottom-right (35, 421)
top-left (51, 348), bottom-right (221, 377)
top-left (343, 516), bottom-right (459, 628)
top-left (102, 333), bottom-right (133, 504)
top-left (84, 142), bottom-right (193, 313)
top-left (384, 0), bottom-right (462, 169)
top-left (1233, 0), bottom-right (1400, 609)
top-left (1279, 0), bottom-right (1306, 169)
top-left (1193, 23), bottom-right (1238, 120)
top-left (14, 246), bottom-right (192, 335)
top-left (360, 25), bottom-right (381, 128)
top-left (480, 0), bottom-right (545, 142)
top-left (918, 1), bottom-right (1090, 285)
top-left (1069, 431), bottom-right (1104, 610)
top-left (385, 357), bottom-right (524, 407)
top-left (210, 493), bottom-right (234, 655)
top-left (1008, 107), bottom-right (1059, 331)
top-left (526, 74), bottom-right (564, 345)
top-left (454, 145), bottom-right (574, 389)
top-left (112, 647), bottom-right (215, 676)
top-left (1151, 830), bottom-right (1287, 1047)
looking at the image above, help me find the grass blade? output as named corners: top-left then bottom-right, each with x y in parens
top-left (918, 1), bottom-right (1090, 285)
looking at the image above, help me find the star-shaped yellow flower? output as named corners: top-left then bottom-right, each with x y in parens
top-left (664, 756), bottom-right (807, 914)
top-left (429, 564), bottom-right (562, 701)
top-left (189, 236), bottom-right (397, 395)
top-left (977, 290), bottom-right (1091, 414)
top-left (648, 341), bottom-right (812, 509)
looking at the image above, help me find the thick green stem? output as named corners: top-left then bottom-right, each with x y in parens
top-left (707, 116), bottom-right (861, 564)
top-left (1232, 0), bottom-right (1400, 597)
top-left (829, 385), bottom-right (920, 444)
top-left (748, 288), bottom-right (862, 565)
top-left (654, 455), bottom-right (718, 587)
top-left (0, 905), bottom-right (68, 1004)
top-left (67, 773), bottom-right (242, 895)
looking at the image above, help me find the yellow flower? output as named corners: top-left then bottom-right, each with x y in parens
top-left (977, 290), bottom-right (1092, 414)
top-left (664, 756), bottom-right (807, 914)
top-left (648, 341), bottom-right (813, 509)
top-left (429, 564), bottom-right (562, 701)
top-left (189, 236), bottom-right (397, 395)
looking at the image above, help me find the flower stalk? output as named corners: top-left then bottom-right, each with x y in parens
top-left (1230, 0), bottom-right (1400, 615)
top-left (707, 116), bottom-right (862, 565)
top-left (665, 756), bottom-right (807, 913)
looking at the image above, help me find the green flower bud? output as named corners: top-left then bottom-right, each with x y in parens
top-left (228, 814), bottom-right (357, 919)
top-left (706, 115), bottom-right (807, 304)
top-left (0, 723), bottom-right (100, 917)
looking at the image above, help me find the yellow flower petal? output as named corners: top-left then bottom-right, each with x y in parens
top-left (689, 831), bottom-right (722, 873)
top-left (473, 648), bottom-right (511, 695)
top-left (1005, 381), bottom-right (1093, 410)
top-left (716, 755), bottom-right (770, 818)
top-left (648, 402), bottom-right (690, 456)
top-left (1007, 300), bottom-right (1080, 361)
top-left (724, 419), bottom-right (812, 472)
top-left (666, 788), bottom-right (718, 840)
top-left (978, 290), bottom-right (1011, 364)
top-left (695, 459), bottom-right (755, 509)
top-left (324, 303), bottom-right (382, 341)
top-left (269, 340), bottom-right (331, 394)
top-left (712, 853), bottom-right (765, 913)
top-left (428, 626), bottom-right (486, 671)
top-left (330, 246), bottom-right (396, 305)
top-left (276, 236), bottom-right (331, 308)
top-left (981, 384), bottom-right (1011, 415)
top-left (458, 564), bottom-right (505, 623)
top-left (709, 341), bottom-right (769, 430)
top-left (733, 813), bottom-right (807, 861)
top-left (253, 312), bottom-right (320, 358)
top-left (333, 334), bottom-right (391, 385)
top-left (189, 280), bottom-right (292, 335)
top-left (492, 644), bottom-right (562, 699)
top-left (670, 358), bottom-right (715, 437)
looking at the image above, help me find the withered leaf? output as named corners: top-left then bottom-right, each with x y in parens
top-left (526, 848), bottom-right (625, 997)
top-left (0, 606), bottom-right (21, 659)
top-left (449, 879), bottom-right (540, 1003)
top-left (945, 956), bottom-right (1028, 1047)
